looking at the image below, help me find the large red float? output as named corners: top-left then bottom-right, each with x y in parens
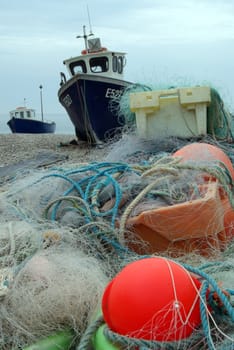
top-left (102, 257), bottom-right (202, 342)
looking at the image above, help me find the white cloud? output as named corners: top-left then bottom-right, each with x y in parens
top-left (0, 0), bottom-right (234, 113)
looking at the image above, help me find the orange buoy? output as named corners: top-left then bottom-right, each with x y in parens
top-left (102, 257), bottom-right (202, 342)
top-left (126, 181), bottom-right (226, 256)
top-left (173, 142), bottom-right (234, 244)
top-left (173, 142), bottom-right (234, 181)
top-left (81, 49), bottom-right (88, 55)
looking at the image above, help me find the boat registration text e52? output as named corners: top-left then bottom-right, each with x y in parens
top-left (105, 88), bottom-right (123, 99)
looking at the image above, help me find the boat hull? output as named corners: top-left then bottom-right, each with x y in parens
top-left (7, 118), bottom-right (56, 134)
top-left (58, 74), bottom-right (131, 143)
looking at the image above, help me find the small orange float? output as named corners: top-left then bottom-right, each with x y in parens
top-left (173, 142), bottom-right (234, 181)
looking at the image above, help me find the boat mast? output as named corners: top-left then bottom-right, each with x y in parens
top-left (39, 85), bottom-right (44, 121)
top-left (76, 25), bottom-right (93, 51)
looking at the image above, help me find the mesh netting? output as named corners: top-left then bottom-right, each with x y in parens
top-left (0, 130), bottom-right (234, 348)
top-left (109, 84), bottom-right (234, 143)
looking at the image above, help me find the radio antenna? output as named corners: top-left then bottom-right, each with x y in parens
top-left (87, 5), bottom-right (93, 35)
top-left (76, 6), bottom-right (94, 50)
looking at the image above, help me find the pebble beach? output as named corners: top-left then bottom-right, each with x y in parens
top-left (0, 133), bottom-right (108, 167)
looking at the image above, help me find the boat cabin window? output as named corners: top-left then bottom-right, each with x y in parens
top-left (89, 57), bottom-right (108, 73)
top-left (69, 60), bottom-right (87, 75)
top-left (112, 55), bottom-right (124, 74)
top-left (112, 56), bottom-right (118, 72)
top-left (118, 56), bottom-right (123, 74)
top-left (20, 111), bottom-right (24, 118)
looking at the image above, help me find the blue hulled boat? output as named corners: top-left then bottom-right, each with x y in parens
top-left (7, 106), bottom-right (56, 134)
top-left (58, 26), bottom-right (132, 144)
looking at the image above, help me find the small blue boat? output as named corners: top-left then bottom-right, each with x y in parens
top-left (7, 106), bottom-right (56, 134)
top-left (58, 26), bottom-right (132, 144)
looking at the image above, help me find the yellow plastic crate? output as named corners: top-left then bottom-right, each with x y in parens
top-left (129, 86), bottom-right (211, 139)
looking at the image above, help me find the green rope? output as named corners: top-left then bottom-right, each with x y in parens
top-left (104, 326), bottom-right (177, 349)
top-left (43, 195), bottom-right (93, 221)
top-left (76, 316), bottom-right (104, 350)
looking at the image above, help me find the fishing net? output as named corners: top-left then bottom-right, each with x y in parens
top-left (109, 82), bottom-right (153, 127)
top-left (1, 247), bottom-right (108, 349)
top-left (110, 84), bottom-right (234, 143)
top-left (207, 88), bottom-right (234, 141)
top-left (0, 127), bottom-right (234, 348)
top-left (0, 218), bottom-right (112, 348)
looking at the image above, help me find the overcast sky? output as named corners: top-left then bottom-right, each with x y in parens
top-left (1, 0), bottom-right (234, 115)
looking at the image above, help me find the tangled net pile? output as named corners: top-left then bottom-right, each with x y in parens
top-left (0, 134), bottom-right (233, 349)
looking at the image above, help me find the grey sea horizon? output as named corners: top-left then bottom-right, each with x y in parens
top-left (0, 113), bottom-right (75, 135)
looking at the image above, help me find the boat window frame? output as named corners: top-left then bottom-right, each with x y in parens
top-left (26, 110), bottom-right (31, 118)
top-left (112, 55), bottom-right (124, 74)
top-left (89, 56), bottom-right (109, 73)
top-left (112, 55), bottom-right (118, 72)
top-left (69, 60), bottom-right (87, 75)
top-left (118, 56), bottom-right (123, 74)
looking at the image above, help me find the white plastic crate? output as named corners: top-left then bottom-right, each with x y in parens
top-left (129, 86), bottom-right (211, 139)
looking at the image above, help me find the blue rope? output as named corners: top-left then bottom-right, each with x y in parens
top-left (41, 163), bottom-right (139, 257)
top-left (40, 173), bottom-right (86, 221)
top-left (42, 163), bottom-right (138, 225)
top-left (40, 173), bottom-right (85, 197)
top-left (40, 163), bottom-right (140, 231)
top-left (200, 280), bottom-right (216, 350)
top-left (183, 263), bottom-right (234, 322)
top-left (227, 289), bottom-right (234, 296)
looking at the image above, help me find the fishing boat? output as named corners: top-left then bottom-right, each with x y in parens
top-left (58, 25), bottom-right (132, 144)
top-left (7, 87), bottom-right (56, 134)
top-left (7, 106), bottom-right (56, 134)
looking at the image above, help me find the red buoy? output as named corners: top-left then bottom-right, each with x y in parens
top-left (102, 257), bottom-right (202, 342)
